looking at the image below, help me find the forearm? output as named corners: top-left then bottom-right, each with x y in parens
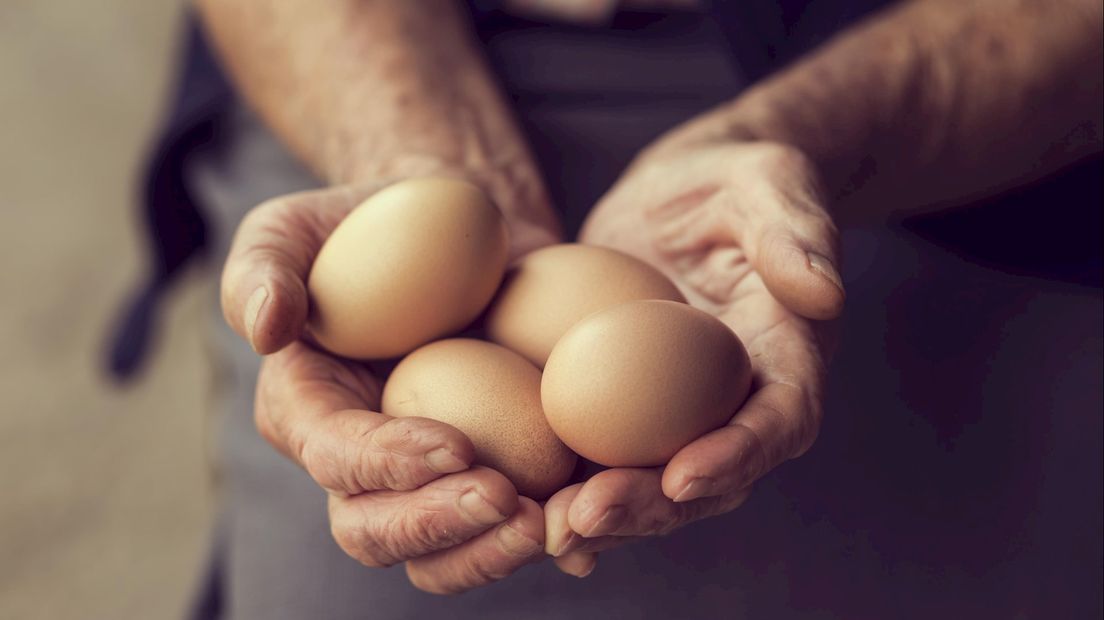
top-left (664, 0), bottom-right (1103, 215)
top-left (196, 0), bottom-right (554, 228)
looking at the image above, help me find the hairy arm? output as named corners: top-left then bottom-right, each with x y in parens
top-left (195, 0), bottom-right (557, 234)
top-left (659, 0), bottom-right (1103, 216)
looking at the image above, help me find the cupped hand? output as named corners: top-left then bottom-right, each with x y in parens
top-left (545, 142), bottom-right (845, 576)
top-left (220, 179), bottom-right (559, 593)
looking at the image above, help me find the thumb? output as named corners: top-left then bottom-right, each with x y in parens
top-left (220, 187), bottom-right (361, 353)
top-left (745, 219), bottom-right (845, 321)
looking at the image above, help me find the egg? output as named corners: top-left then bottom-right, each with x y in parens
top-left (484, 243), bottom-right (685, 367)
top-left (307, 177), bottom-right (509, 359)
top-left (541, 300), bottom-right (751, 467)
top-left (382, 338), bottom-right (577, 498)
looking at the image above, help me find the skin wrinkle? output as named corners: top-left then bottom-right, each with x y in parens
top-left (237, 223), bottom-right (313, 276)
top-left (300, 421), bottom-right (347, 495)
top-left (340, 421), bottom-right (379, 494)
top-left (354, 498), bottom-right (402, 567)
top-left (406, 503), bottom-right (546, 594)
top-left (407, 502), bottom-right (466, 555)
top-left (203, 0), bottom-right (1101, 592)
top-left (330, 499), bottom-right (391, 568)
top-left (369, 419), bottom-right (431, 459)
top-left (260, 347), bottom-right (382, 495)
top-left (726, 419), bottom-right (781, 484)
top-left (765, 389), bottom-right (817, 460)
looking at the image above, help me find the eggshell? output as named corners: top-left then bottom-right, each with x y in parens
top-left (382, 338), bottom-right (577, 499)
top-left (541, 300), bottom-right (751, 467)
top-left (307, 178), bottom-right (509, 359)
top-left (485, 243), bottom-right (685, 367)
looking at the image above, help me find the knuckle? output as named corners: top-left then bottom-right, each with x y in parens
top-left (300, 433), bottom-right (345, 492)
top-left (331, 516), bottom-right (393, 568)
top-left (399, 495), bottom-right (469, 552)
top-left (366, 419), bottom-right (442, 491)
top-left (377, 456), bottom-right (413, 492)
top-left (376, 416), bottom-right (460, 454)
top-left (459, 550), bottom-right (510, 586)
top-left (333, 416), bottom-right (393, 491)
top-left (373, 417), bottom-right (430, 452)
top-left (238, 201), bottom-right (316, 273)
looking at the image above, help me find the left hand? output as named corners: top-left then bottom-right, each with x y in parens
top-left (544, 141), bottom-right (845, 577)
top-left (220, 176), bottom-right (560, 594)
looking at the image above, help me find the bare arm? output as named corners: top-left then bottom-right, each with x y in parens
top-left (660, 0), bottom-right (1103, 216)
top-left (196, 0), bottom-right (557, 235)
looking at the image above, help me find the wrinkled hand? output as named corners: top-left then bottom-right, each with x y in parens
top-left (221, 180), bottom-right (558, 593)
top-left (545, 142), bottom-right (845, 577)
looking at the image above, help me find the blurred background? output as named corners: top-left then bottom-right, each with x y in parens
top-left (0, 1), bottom-right (212, 618)
top-left (1, 2), bottom-right (1101, 619)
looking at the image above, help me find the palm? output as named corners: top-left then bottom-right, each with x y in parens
top-left (584, 151), bottom-right (826, 391)
top-left (585, 189), bottom-right (824, 461)
top-left (543, 144), bottom-right (842, 570)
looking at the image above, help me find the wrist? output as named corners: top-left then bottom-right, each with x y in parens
top-left (339, 151), bottom-right (560, 242)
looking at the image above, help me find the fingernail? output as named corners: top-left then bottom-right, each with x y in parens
top-left (582, 505), bottom-right (626, 537)
top-left (807, 252), bottom-right (844, 292)
top-left (458, 490), bottom-right (508, 526)
top-left (496, 523), bottom-right (542, 557)
top-left (244, 285), bottom-right (269, 351)
top-left (558, 553), bottom-right (598, 578)
top-left (549, 531), bottom-right (579, 557)
top-left (673, 477), bottom-right (715, 503)
top-left (424, 448), bottom-right (467, 474)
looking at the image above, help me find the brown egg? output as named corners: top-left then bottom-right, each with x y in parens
top-left (382, 339), bottom-right (577, 498)
top-left (541, 300), bottom-right (751, 467)
top-left (485, 243), bottom-right (685, 367)
top-left (307, 178), bottom-right (509, 359)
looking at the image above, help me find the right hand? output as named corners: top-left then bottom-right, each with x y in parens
top-left (221, 180), bottom-right (558, 594)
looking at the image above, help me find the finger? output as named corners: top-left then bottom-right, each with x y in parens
top-left (554, 551), bottom-right (598, 578)
top-left (566, 468), bottom-right (752, 538)
top-left (547, 485), bottom-right (639, 558)
top-left (661, 309), bottom-right (825, 503)
top-left (558, 534), bottom-right (639, 557)
top-left (751, 225), bottom-right (844, 320)
top-left (256, 342), bottom-right (476, 495)
top-left (329, 466), bottom-right (519, 569)
top-left (406, 497), bottom-right (545, 594)
top-left (661, 380), bottom-right (820, 503)
top-left (221, 187), bottom-right (368, 353)
top-left (544, 483), bottom-right (583, 556)
top-left (732, 147), bottom-right (844, 320)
